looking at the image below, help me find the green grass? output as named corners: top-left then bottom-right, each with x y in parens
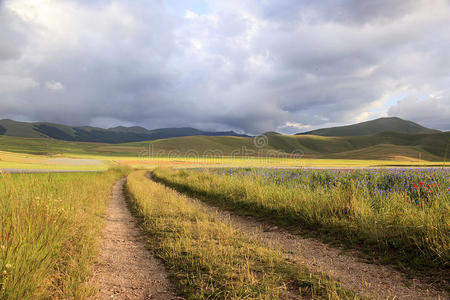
top-left (125, 135), bottom-right (277, 155)
top-left (0, 135), bottom-right (145, 157)
top-left (325, 144), bottom-right (441, 161)
top-left (0, 120), bottom-right (44, 138)
top-left (0, 146), bottom-right (446, 172)
top-left (125, 131), bottom-right (449, 161)
top-left (125, 171), bottom-right (359, 299)
top-left (0, 168), bottom-right (127, 299)
top-left (1, 129), bottom-right (449, 163)
top-left (0, 136), bottom-right (107, 156)
top-left (0, 129), bottom-right (448, 172)
top-left (152, 168), bottom-right (450, 279)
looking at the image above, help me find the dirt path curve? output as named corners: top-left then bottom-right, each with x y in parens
top-left (148, 177), bottom-right (446, 300)
top-left (89, 178), bottom-right (177, 300)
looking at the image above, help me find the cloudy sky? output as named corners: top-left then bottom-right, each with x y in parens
top-left (0, 0), bottom-right (449, 134)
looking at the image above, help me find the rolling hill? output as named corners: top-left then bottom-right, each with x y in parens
top-left (118, 131), bottom-right (450, 161)
top-left (324, 144), bottom-right (442, 161)
top-left (0, 117), bottom-right (448, 161)
top-left (297, 117), bottom-right (439, 136)
top-left (0, 119), bottom-right (248, 143)
top-left (0, 131), bottom-right (448, 161)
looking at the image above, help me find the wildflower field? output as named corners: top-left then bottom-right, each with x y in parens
top-left (152, 167), bottom-right (450, 275)
top-left (126, 170), bottom-right (357, 299)
top-left (0, 169), bottom-right (126, 299)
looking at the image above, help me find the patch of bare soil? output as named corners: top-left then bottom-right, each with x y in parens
top-left (151, 178), bottom-right (447, 299)
top-left (89, 178), bottom-right (178, 300)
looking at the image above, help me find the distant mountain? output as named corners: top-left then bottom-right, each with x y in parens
top-left (0, 119), bottom-right (248, 143)
top-left (297, 117), bottom-right (439, 136)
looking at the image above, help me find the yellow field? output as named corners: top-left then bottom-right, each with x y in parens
top-left (73, 154), bottom-right (447, 169)
top-left (0, 150), bottom-right (447, 172)
top-left (0, 151), bottom-right (108, 171)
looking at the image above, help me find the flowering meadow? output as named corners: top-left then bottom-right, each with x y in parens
top-left (214, 167), bottom-right (449, 209)
top-left (152, 167), bottom-right (449, 274)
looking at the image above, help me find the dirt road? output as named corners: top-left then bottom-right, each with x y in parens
top-left (89, 178), bottom-right (177, 300)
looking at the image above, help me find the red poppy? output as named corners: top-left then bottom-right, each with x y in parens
top-left (419, 181), bottom-right (424, 185)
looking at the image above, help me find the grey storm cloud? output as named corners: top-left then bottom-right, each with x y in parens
top-left (388, 96), bottom-right (450, 131)
top-left (0, 0), bottom-right (449, 134)
top-left (257, 0), bottom-right (429, 25)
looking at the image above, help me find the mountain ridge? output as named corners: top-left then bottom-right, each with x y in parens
top-left (0, 117), bottom-right (442, 145)
top-left (297, 117), bottom-right (439, 136)
top-left (0, 119), bottom-right (249, 144)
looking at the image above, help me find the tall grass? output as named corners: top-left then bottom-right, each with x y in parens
top-left (126, 171), bottom-right (358, 299)
top-left (0, 168), bottom-right (126, 299)
top-left (152, 168), bottom-right (449, 275)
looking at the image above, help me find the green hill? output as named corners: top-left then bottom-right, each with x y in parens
top-left (324, 144), bottom-right (442, 161)
top-left (297, 117), bottom-right (439, 136)
top-left (0, 135), bottom-right (105, 155)
top-left (0, 119), bottom-right (46, 138)
top-left (118, 131), bottom-right (449, 161)
top-left (0, 131), bottom-right (448, 161)
top-left (0, 118), bottom-right (448, 161)
top-left (0, 119), bottom-right (248, 143)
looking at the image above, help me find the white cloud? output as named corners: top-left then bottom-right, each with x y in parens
top-left (184, 10), bottom-right (197, 19)
top-left (90, 116), bottom-right (135, 128)
top-left (355, 112), bottom-right (370, 123)
top-left (45, 80), bottom-right (64, 91)
top-left (281, 122), bottom-right (312, 130)
top-left (278, 121), bottom-right (313, 134)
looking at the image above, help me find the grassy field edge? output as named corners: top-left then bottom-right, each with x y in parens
top-left (151, 168), bottom-right (449, 283)
top-left (0, 168), bottom-right (128, 299)
top-left (125, 170), bottom-right (360, 299)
